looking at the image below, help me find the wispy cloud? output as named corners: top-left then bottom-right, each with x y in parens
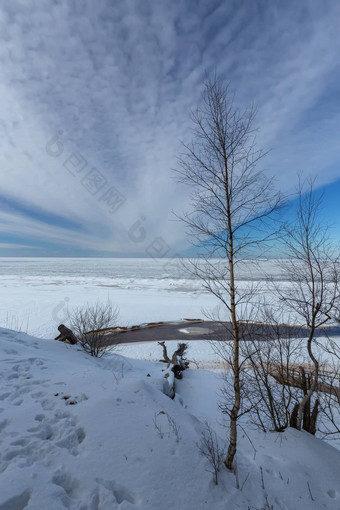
top-left (0, 0), bottom-right (340, 255)
top-left (0, 243), bottom-right (39, 250)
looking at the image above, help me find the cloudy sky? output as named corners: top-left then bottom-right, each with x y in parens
top-left (0, 0), bottom-right (340, 257)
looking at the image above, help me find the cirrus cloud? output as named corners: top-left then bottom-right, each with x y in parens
top-left (0, 0), bottom-right (340, 256)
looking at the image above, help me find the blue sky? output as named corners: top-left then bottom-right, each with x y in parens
top-left (0, 0), bottom-right (340, 257)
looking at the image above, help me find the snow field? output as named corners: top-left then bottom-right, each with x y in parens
top-left (0, 328), bottom-right (340, 509)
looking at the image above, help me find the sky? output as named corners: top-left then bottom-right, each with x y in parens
top-left (0, 0), bottom-right (340, 257)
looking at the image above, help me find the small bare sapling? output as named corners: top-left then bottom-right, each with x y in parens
top-left (197, 422), bottom-right (225, 485)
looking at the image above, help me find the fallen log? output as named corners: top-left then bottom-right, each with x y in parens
top-left (269, 364), bottom-right (340, 404)
top-left (158, 341), bottom-right (189, 377)
top-left (162, 369), bottom-right (176, 399)
top-left (158, 341), bottom-right (189, 399)
top-left (55, 324), bottom-right (78, 345)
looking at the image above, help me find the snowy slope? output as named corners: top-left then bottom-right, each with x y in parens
top-left (0, 329), bottom-right (339, 510)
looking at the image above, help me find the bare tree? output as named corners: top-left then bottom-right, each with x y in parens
top-left (277, 181), bottom-right (340, 430)
top-left (239, 312), bottom-right (305, 433)
top-left (176, 77), bottom-right (282, 469)
top-left (69, 300), bottom-right (119, 357)
top-left (238, 307), bottom-right (340, 437)
top-left (212, 306), bottom-right (306, 434)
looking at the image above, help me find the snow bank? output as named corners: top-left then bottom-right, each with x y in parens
top-left (0, 328), bottom-right (339, 510)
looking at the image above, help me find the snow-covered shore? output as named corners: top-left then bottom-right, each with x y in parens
top-left (1, 327), bottom-right (339, 510)
top-left (0, 257), bottom-right (312, 340)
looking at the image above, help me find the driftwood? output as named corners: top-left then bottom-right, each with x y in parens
top-left (162, 370), bottom-right (176, 399)
top-left (158, 341), bottom-right (189, 399)
top-left (269, 364), bottom-right (340, 404)
top-left (55, 324), bottom-right (78, 345)
top-left (158, 341), bottom-right (189, 377)
top-left (158, 341), bottom-right (171, 364)
top-left (270, 363), bottom-right (340, 434)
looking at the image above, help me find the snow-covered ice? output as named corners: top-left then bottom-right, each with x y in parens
top-left (0, 257), bottom-right (289, 339)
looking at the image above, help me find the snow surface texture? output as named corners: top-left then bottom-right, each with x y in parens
top-left (1, 328), bottom-right (340, 510)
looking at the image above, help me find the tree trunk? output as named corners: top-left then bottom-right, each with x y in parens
top-left (224, 206), bottom-right (240, 471)
top-left (297, 330), bottom-right (319, 430)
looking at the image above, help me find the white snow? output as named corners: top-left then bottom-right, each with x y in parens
top-left (1, 257), bottom-right (339, 508)
top-left (1, 328), bottom-right (339, 510)
top-left (0, 257), bottom-right (291, 339)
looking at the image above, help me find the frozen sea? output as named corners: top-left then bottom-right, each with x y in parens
top-left (0, 257), bottom-right (285, 338)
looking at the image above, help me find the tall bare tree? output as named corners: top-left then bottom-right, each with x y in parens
top-left (277, 181), bottom-right (340, 430)
top-left (176, 77), bottom-right (282, 470)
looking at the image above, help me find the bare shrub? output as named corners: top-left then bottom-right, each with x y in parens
top-left (196, 422), bottom-right (225, 485)
top-left (69, 300), bottom-right (119, 357)
top-left (239, 308), bottom-right (340, 438)
top-left (240, 314), bottom-right (306, 433)
top-left (153, 412), bottom-right (165, 439)
top-left (166, 413), bottom-right (181, 443)
top-left (153, 412), bottom-right (181, 442)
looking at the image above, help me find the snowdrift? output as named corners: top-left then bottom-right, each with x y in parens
top-left (0, 328), bottom-right (339, 510)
